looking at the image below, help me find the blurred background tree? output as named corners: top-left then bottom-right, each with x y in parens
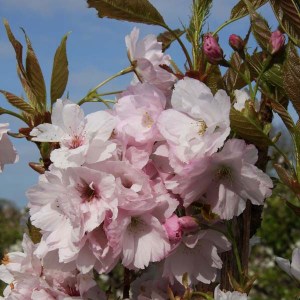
top-left (0, 199), bottom-right (23, 294)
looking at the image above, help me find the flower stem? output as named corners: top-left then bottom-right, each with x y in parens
top-left (78, 66), bottom-right (134, 106)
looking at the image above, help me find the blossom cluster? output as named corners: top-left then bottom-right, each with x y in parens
top-left (0, 27), bottom-right (273, 299)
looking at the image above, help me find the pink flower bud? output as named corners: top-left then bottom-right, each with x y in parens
top-left (203, 33), bottom-right (224, 64)
top-left (270, 30), bottom-right (285, 54)
top-left (178, 216), bottom-right (199, 232)
top-left (163, 214), bottom-right (182, 243)
top-left (229, 34), bottom-right (245, 52)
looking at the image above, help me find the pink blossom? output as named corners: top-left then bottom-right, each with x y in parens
top-left (114, 83), bottom-right (166, 146)
top-left (0, 234), bottom-right (105, 299)
top-left (158, 77), bottom-right (230, 164)
top-left (105, 211), bottom-right (170, 270)
top-left (163, 230), bottom-right (230, 284)
top-left (0, 123), bottom-right (18, 172)
top-left (163, 214), bottom-right (182, 244)
top-left (125, 27), bottom-right (176, 94)
top-left (27, 166), bottom-right (118, 271)
top-left (30, 99), bottom-right (116, 168)
top-left (169, 139), bottom-right (273, 220)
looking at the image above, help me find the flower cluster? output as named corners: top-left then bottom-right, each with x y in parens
top-left (0, 27), bottom-right (273, 299)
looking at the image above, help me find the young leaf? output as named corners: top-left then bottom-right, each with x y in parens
top-left (157, 29), bottom-right (184, 51)
top-left (21, 28), bottom-right (47, 112)
top-left (50, 33), bottom-right (70, 106)
top-left (87, 0), bottom-right (166, 27)
top-left (271, 100), bottom-right (295, 130)
top-left (286, 201), bottom-right (300, 216)
top-left (204, 65), bottom-right (224, 94)
top-left (243, 0), bottom-right (272, 51)
top-left (283, 42), bottom-right (300, 116)
top-left (0, 90), bottom-right (35, 115)
top-left (270, 0), bottom-right (300, 46)
top-left (223, 52), bottom-right (248, 91)
top-left (230, 0), bottom-right (268, 19)
top-left (230, 108), bottom-right (274, 147)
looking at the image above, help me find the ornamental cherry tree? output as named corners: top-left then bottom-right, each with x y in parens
top-left (0, 0), bottom-right (300, 299)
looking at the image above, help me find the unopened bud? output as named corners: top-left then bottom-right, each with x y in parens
top-left (229, 34), bottom-right (245, 52)
top-left (163, 214), bottom-right (182, 243)
top-left (270, 30), bottom-right (285, 54)
top-left (203, 33), bottom-right (224, 65)
top-left (178, 216), bottom-right (198, 232)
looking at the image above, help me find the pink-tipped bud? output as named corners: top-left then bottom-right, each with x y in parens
top-left (203, 33), bottom-right (224, 65)
top-left (163, 214), bottom-right (182, 243)
top-left (178, 216), bottom-right (199, 232)
top-left (270, 30), bottom-right (285, 54)
top-left (229, 34), bottom-right (245, 52)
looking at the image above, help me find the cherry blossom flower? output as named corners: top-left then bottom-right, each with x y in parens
top-left (214, 285), bottom-right (248, 300)
top-left (27, 166), bottom-right (118, 272)
top-left (125, 27), bottom-right (176, 94)
top-left (0, 123), bottom-right (18, 172)
top-left (114, 83), bottom-right (166, 146)
top-left (275, 247), bottom-right (300, 281)
top-left (30, 99), bottom-right (116, 168)
top-left (169, 139), bottom-right (273, 219)
top-left (0, 234), bottom-right (105, 299)
top-left (163, 229), bottom-right (230, 284)
top-left (105, 210), bottom-right (170, 270)
top-left (158, 77), bottom-right (230, 164)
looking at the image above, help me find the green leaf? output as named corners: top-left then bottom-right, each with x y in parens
top-left (157, 29), bottom-right (184, 51)
top-left (0, 90), bottom-right (34, 115)
top-left (243, 0), bottom-right (272, 51)
top-left (21, 28), bottom-right (47, 112)
top-left (270, 0), bottom-right (300, 46)
top-left (283, 43), bottom-right (300, 116)
top-left (270, 100), bottom-right (295, 130)
top-left (87, 0), bottom-right (166, 26)
top-left (230, 0), bottom-right (268, 19)
top-left (50, 33), bottom-right (70, 106)
top-left (248, 52), bottom-right (284, 88)
top-left (230, 108), bottom-right (274, 147)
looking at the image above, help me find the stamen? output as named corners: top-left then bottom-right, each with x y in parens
top-left (142, 112), bottom-right (154, 128)
top-left (77, 180), bottom-right (99, 202)
top-left (197, 119), bottom-right (207, 136)
top-left (215, 165), bottom-right (232, 181)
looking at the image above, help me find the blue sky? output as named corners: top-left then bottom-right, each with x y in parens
top-left (0, 0), bottom-right (278, 207)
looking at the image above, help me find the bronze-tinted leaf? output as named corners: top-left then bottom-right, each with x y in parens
top-left (157, 29), bottom-right (184, 51)
top-left (51, 33), bottom-right (70, 106)
top-left (204, 65), bottom-right (224, 94)
top-left (21, 28), bottom-right (47, 112)
top-left (223, 52), bottom-right (247, 91)
top-left (230, 108), bottom-right (273, 147)
top-left (87, 0), bottom-right (166, 26)
top-left (271, 100), bottom-right (295, 130)
top-left (27, 219), bottom-right (42, 244)
top-left (283, 42), bottom-right (300, 116)
top-left (230, 0), bottom-right (268, 19)
top-left (243, 0), bottom-right (272, 51)
top-left (270, 0), bottom-right (300, 46)
top-left (0, 90), bottom-right (34, 115)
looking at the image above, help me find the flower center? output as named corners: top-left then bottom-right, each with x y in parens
top-left (142, 112), bottom-right (154, 128)
top-left (69, 135), bottom-right (84, 149)
top-left (77, 180), bottom-right (99, 202)
top-left (197, 119), bottom-right (207, 136)
top-left (128, 217), bottom-right (147, 233)
top-left (215, 165), bottom-right (232, 181)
